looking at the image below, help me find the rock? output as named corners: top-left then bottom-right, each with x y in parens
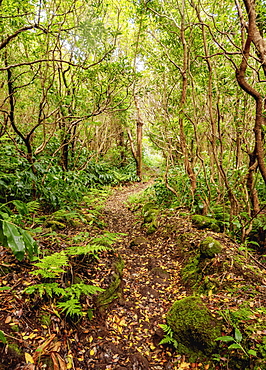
top-left (96, 255), bottom-right (124, 309)
top-left (166, 296), bottom-right (221, 356)
top-left (191, 215), bottom-right (220, 232)
top-left (142, 202), bottom-right (159, 234)
top-left (200, 236), bottom-right (222, 258)
top-left (176, 232), bottom-right (195, 251)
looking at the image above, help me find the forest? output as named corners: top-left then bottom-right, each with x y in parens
top-left (0, 0), bottom-right (266, 369)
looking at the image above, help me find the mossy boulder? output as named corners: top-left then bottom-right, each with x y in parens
top-left (142, 202), bottom-right (159, 223)
top-left (166, 296), bottom-right (221, 356)
top-left (142, 202), bottom-right (159, 234)
top-left (96, 255), bottom-right (124, 309)
top-left (191, 215), bottom-right (220, 232)
top-left (200, 237), bottom-right (222, 258)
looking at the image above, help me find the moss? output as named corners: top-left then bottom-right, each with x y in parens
top-left (166, 296), bottom-right (221, 357)
top-left (191, 215), bottom-right (220, 232)
top-left (146, 224), bottom-right (157, 234)
top-left (142, 202), bottom-right (159, 223)
top-left (200, 237), bottom-right (222, 258)
top-left (8, 341), bottom-right (23, 357)
top-left (10, 325), bottom-right (19, 332)
top-left (130, 237), bottom-right (148, 247)
top-left (176, 232), bottom-right (195, 251)
top-left (181, 255), bottom-right (201, 287)
top-left (96, 255), bottom-right (124, 309)
top-left (40, 312), bottom-right (52, 326)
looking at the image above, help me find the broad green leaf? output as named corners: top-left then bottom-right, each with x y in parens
top-left (2, 220), bottom-right (25, 261)
top-left (247, 349), bottom-right (257, 356)
top-left (21, 229), bottom-right (38, 260)
top-left (228, 343), bottom-right (242, 350)
top-left (0, 330), bottom-right (6, 344)
top-left (235, 328), bottom-right (242, 342)
top-left (215, 336), bottom-right (234, 342)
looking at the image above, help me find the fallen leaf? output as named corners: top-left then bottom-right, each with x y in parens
top-left (5, 316), bottom-right (12, 324)
top-left (25, 352), bottom-right (34, 364)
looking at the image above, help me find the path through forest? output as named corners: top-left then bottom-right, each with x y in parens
top-left (88, 181), bottom-right (191, 370)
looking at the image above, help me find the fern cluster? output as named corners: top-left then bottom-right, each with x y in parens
top-left (24, 233), bottom-right (120, 317)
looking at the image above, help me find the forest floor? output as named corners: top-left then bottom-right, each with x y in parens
top-left (0, 180), bottom-right (266, 370)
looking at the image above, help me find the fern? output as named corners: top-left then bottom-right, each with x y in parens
top-left (57, 299), bottom-right (83, 317)
top-left (30, 252), bottom-right (68, 278)
top-left (65, 243), bottom-right (107, 256)
top-left (65, 283), bottom-right (104, 300)
top-left (26, 201), bottom-right (40, 214)
top-left (25, 241), bottom-right (106, 318)
top-left (91, 232), bottom-right (125, 246)
top-left (24, 283), bottom-right (65, 298)
top-left (159, 324), bottom-right (179, 348)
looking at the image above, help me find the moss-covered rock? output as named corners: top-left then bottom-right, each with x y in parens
top-left (200, 237), bottom-right (222, 258)
top-left (142, 202), bottom-right (159, 234)
top-left (96, 255), bottom-right (124, 309)
top-left (166, 296), bottom-right (221, 356)
top-left (191, 215), bottom-right (220, 232)
top-left (142, 202), bottom-right (159, 223)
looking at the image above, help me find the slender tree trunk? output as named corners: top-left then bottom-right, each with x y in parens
top-left (236, 0), bottom-right (266, 185)
top-left (135, 96), bottom-right (143, 181)
top-left (178, 0), bottom-right (196, 194)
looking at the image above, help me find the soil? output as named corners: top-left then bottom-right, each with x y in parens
top-left (0, 181), bottom-right (265, 370)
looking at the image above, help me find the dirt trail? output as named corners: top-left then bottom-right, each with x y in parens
top-left (89, 181), bottom-right (186, 370)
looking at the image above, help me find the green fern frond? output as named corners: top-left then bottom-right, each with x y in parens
top-left (65, 283), bottom-right (104, 300)
top-left (26, 201), bottom-right (40, 214)
top-left (65, 243), bottom-right (107, 256)
top-left (30, 252), bottom-right (68, 278)
top-left (57, 299), bottom-right (83, 317)
top-left (24, 283), bottom-right (65, 298)
top-left (92, 232), bottom-right (125, 246)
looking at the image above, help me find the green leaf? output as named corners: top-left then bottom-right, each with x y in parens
top-left (248, 349), bottom-right (257, 356)
top-left (159, 335), bottom-right (173, 345)
top-left (2, 220), bottom-right (25, 261)
top-left (234, 328), bottom-right (242, 342)
top-left (87, 309), bottom-right (94, 320)
top-left (0, 330), bottom-right (6, 344)
top-left (228, 343), bottom-right (242, 350)
top-left (21, 229), bottom-right (38, 260)
top-left (0, 286), bottom-right (11, 291)
top-left (216, 336), bottom-right (234, 342)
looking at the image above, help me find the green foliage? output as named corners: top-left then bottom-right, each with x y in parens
top-left (0, 330), bottom-right (7, 344)
top-left (127, 186), bottom-right (155, 211)
top-left (159, 324), bottom-right (179, 348)
top-left (57, 299), bottom-right (83, 317)
top-left (25, 232), bottom-right (120, 317)
top-left (30, 252), bottom-right (69, 278)
top-left (216, 328), bottom-right (257, 357)
top-left (0, 219), bottom-right (38, 261)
